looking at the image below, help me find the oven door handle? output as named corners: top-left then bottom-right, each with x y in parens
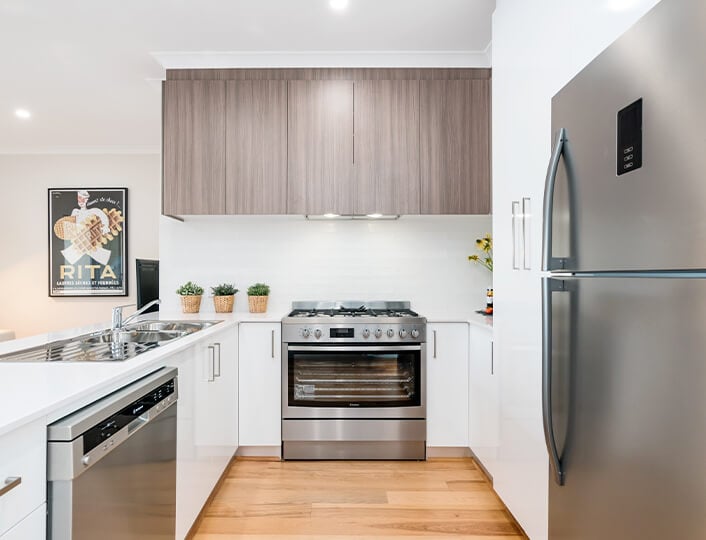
top-left (285, 345), bottom-right (423, 352)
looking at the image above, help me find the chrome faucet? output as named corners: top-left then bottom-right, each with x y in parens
top-left (111, 299), bottom-right (162, 331)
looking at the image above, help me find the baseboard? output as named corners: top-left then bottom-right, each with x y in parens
top-left (426, 446), bottom-right (472, 458)
top-left (236, 445), bottom-right (282, 458)
top-left (467, 447), bottom-right (493, 483)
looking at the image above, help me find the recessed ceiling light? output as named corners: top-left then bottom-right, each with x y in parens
top-left (14, 108), bottom-right (31, 119)
top-left (329, 0), bottom-right (348, 11)
top-left (366, 213), bottom-right (383, 218)
top-left (323, 213), bottom-right (340, 218)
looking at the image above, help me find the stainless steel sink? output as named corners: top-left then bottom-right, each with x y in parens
top-left (123, 320), bottom-right (220, 334)
top-left (0, 319), bottom-right (222, 363)
top-left (81, 330), bottom-right (188, 344)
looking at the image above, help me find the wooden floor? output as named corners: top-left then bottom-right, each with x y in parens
top-left (192, 458), bottom-right (526, 539)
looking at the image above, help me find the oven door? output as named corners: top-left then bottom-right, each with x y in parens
top-left (282, 344), bottom-right (426, 419)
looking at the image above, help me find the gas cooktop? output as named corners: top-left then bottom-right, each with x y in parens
top-left (282, 301), bottom-right (426, 343)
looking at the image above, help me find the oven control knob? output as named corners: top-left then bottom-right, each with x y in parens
top-left (410, 329), bottom-right (420, 339)
top-left (386, 329), bottom-right (395, 338)
top-left (399, 329), bottom-right (408, 338)
top-left (302, 328), bottom-right (310, 338)
top-left (362, 328), bottom-right (370, 338)
top-left (314, 329), bottom-right (322, 339)
top-left (374, 329), bottom-right (383, 338)
top-left (82, 456), bottom-right (91, 467)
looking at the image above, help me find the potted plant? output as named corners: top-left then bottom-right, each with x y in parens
top-left (211, 283), bottom-right (238, 313)
top-left (176, 281), bottom-right (204, 313)
top-left (247, 282), bottom-right (270, 313)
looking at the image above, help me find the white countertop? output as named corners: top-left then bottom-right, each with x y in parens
top-left (425, 311), bottom-right (493, 330)
top-left (0, 310), bottom-right (284, 437)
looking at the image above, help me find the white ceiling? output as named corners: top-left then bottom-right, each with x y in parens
top-left (0, 0), bottom-right (495, 153)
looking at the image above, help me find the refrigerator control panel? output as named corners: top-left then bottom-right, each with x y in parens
top-left (617, 98), bottom-right (642, 176)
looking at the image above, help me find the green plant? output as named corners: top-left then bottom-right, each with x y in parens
top-left (247, 282), bottom-right (270, 296)
top-left (211, 283), bottom-right (238, 296)
top-left (176, 281), bottom-right (204, 296)
top-left (468, 233), bottom-right (493, 272)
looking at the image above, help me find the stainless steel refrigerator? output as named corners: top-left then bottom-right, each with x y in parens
top-left (541, 1), bottom-right (706, 538)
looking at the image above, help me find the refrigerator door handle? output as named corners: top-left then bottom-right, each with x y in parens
top-left (542, 277), bottom-right (565, 486)
top-left (542, 128), bottom-right (567, 271)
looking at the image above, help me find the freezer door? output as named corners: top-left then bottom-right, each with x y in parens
top-left (543, 276), bottom-right (706, 539)
top-left (545, 0), bottom-right (706, 272)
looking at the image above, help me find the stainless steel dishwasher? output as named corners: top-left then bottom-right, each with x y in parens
top-left (47, 367), bottom-right (178, 540)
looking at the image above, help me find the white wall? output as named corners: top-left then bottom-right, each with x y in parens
top-left (160, 215), bottom-right (492, 316)
top-left (0, 154), bottom-right (160, 338)
top-left (491, 1), bottom-right (662, 538)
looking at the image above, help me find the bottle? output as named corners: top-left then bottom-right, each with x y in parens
top-left (485, 288), bottom-right (493, 314)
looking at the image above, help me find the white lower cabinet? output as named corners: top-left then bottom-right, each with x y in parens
top-left (238, 322), bottom-right (281, 450)
top-left (426, 323), bottom-right (469, 447)
top-left (468, 325), bottom-right (499, 477)
top-left (0, 419), bottom-right (45, 538)
top-left (165, 325), bottom-right (238, 539)
top-left (0, 504), bottom-right (45, 540)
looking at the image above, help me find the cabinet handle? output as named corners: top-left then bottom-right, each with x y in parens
top-left (491, 341), bottom-right (494, 375)
top-left (512, 200), bottom-right (521, 269)
top-left (433, 330), bottom-right (437, 359)
top-left (522, 197), bottom-right (531, 270)
top-left (207, 345), bottom-right (215, 382)
top-left (271, 329), bottom-right (275, 358)
top-left (214, 342), bottom-right (221, 378)
top-left (0, 477), bottom-right (21, 498)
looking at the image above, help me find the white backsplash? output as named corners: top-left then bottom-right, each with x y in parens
top-left (160, 215), bottom-right (492, 317)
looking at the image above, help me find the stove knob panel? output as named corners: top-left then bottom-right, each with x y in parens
top-left (374, 329), bottom-right (383, 339)
top-left (386, 328), bottom-right (395, 338)
top-left (410, 329), bottom-right (420, 339)
top-left (362, 328), bottom-right (370, 338)
top-left (314, 329), bottom-right (322, 339)
top-left (301, 328), bottom-right (310, 338)
top-left (399, 329), bottom-right (408, 338)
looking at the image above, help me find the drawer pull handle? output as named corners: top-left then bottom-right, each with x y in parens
top-left (0, 476), bottom-right (21, 497)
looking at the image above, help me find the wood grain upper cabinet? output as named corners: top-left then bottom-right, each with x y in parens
top-left (420, 79), bottom-right (491, 214)
top-left (288, 80), bottom-right (354, 215)
top-left (353, 80), bottom-right (420, 215)
top-left (225, 80), bottom-right (287, 214)
top-left (163, 80), bottom-right (226, 215)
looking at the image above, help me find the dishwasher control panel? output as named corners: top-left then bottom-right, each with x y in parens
top-left (83, 378), bottom-right (175, 454)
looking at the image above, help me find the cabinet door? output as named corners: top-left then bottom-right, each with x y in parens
top-left (0, 420), bottom-right (45, 537)
top-left (288, 80), bottom-right (354, 215)
top-left (420, 79), bottom-right (491, 214)
top-left (225, 80), bottom-right (287, 214)
top-left (163, 346), bottom-right (211, 539)
top-left (194, 326), bottom-right (238, 468)
top-left (468, 325), bottom-right (498, 476)
top-left (426, 323), bottom-right (469, 447)
top-left (163, 80), bottom-right (226, 215)
top-left (0, 503), bottom-right (45, 540)
top-left (354, 80), bottom-right (420, 215)
top-left (238, 323), bottom-right (282, 448)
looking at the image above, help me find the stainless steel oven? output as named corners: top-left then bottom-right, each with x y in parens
top-left (281, 301), bottom-right (426, 460)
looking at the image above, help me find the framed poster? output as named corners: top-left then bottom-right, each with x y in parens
top-left (48, 188), bottom-right (128, 297)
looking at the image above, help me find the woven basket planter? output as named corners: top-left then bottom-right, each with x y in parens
top-left (213, 295), bottom-right (235, 313)
top-left (180, 294), bottom-right (202, 314)
top-left (248, 295), bottom-right (268, 313)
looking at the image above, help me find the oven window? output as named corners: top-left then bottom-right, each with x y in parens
top-left (288, 349), bottom-right (421, 408)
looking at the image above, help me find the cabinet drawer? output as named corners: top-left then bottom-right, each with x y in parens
top-left (0, 503), bottom-right (45, 540)
top-left (0, 420), bottom-right (46, 536)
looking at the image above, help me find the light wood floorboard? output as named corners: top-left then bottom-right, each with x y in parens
top-left (193, 458), bottom-right (526, 539)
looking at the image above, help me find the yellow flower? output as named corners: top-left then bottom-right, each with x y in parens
top-left (468, 234), bottom-right (493, 272)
